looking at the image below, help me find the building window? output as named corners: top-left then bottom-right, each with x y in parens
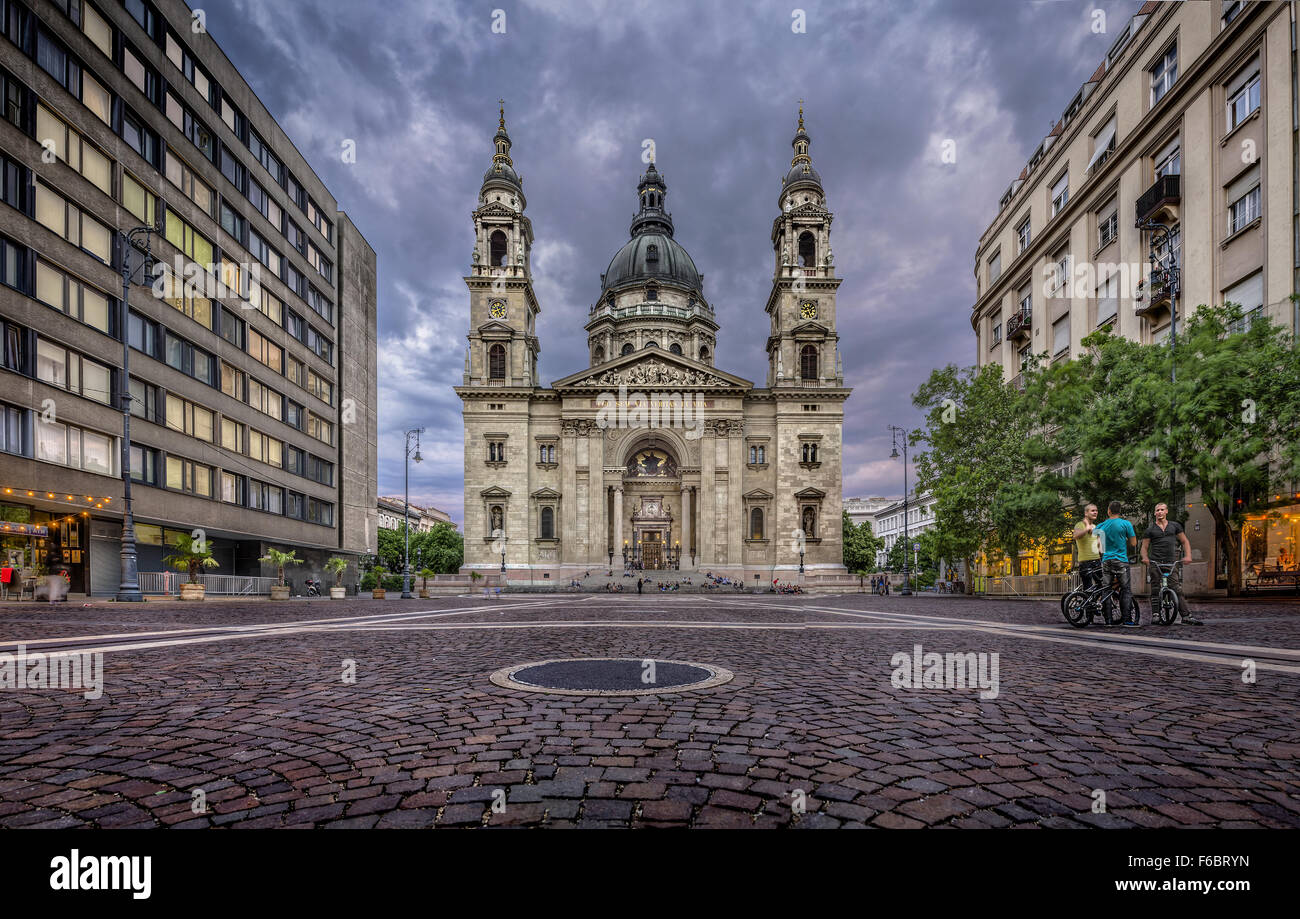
top-left (488, 440), bottom-right (505, 463)
top-left (1052, 249), bottom-right (1070, 297)
top-left (1227, 166), bottom-right (1260, 236)
top-left (750, 507), bottom-right (764, 540)
top-left (1097, 200), bottom-right (1118, 249)
top-left (669, 342), bottom-right (682, 355)
top-left (165, 393), bottom-right (215, 442)
top-left (1227, 65), bottom-right (1261, 132)
top-left (593, 345), bottom-right (604, 362)
top-left (34, 417), bottom-right (117, 476)
top-left (646, 286), bottom-right (658, 301)
top-left (1087, 116), bottom-right (1117, 173)
top-left (1154, 136), bottom-right (1181, 178)
top-left (799, 345), bottom-right (818, 381)
top-left (699, 346), bottom-right (709, 362)
top-left (36, 104), bottom-right (111, 194)
top-left (1096, 272), bottom-right (1119, 325)
top-left (1018, 282), bottom-right (1032, 315)
top-left (1150, 42), bottom-right (1177, 105)
top-left (797, 231), bottom-right (816, 267)
top-left (622, 343), bottom-right (634, 356)
top-left (488, 343), bottom-right (506, 380)
top-left (1050, 172), bottom-right (1069, 216)
top-left (1052, 315), bottom-right (1070, 357)
top-left (36, 339), bottom-right (113, 405)
top-left (248, 377), bottom-right (282, 420)
top-left (1016, 216), bottom-right (1031, 253)
top-left (34, 259), bottom-right (112, 334)
top-left (306, 411), bottom-right (332, 446)
top-left (489, 230), bottom-right (507, 267)
top-left (749, 445), bottom-right (766, 465)
top-left (801, 442), bottom-right (819, 463)
top-left (1223, 272), bottom-right (1264, 333)
top-left (130, 444), bottom-right (159, 486)
top-left (129, 378), bottom-right (160, 424)
top-left (538, 444), bottom-right (555, 463)
top-left (987, 249), bottom-right (1001, 283)
top-left (35, 183), bottom-right (112, 262)
top-left (540, 506), bottom-right (555, 539)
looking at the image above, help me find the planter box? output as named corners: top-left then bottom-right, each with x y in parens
top-left (418, 589), bottom-right (430, 598)
top-left (179, 582), bottom-right (206, 601)
top-left (330, 586), bottom-right (346, 600)
top-left (372, 588), bottom-right (386, 599)
top-left (270, 585), bottom-right (290, 600)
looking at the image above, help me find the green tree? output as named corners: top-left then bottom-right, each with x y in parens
top-left (912, 363), bottom-right (1066, 574)
top-left (378, 522), bottom-right (464, 575)
top-left (1042, 305), bottom-right (1300, 594)
top-left (842, 511), bottom-right (883, 574)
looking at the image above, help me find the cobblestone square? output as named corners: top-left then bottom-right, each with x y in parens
top-left (0, 594), bottom-right (1296, 828)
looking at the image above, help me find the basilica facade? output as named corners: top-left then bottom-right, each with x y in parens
top-left (457, 107), bottom-right (852, 585)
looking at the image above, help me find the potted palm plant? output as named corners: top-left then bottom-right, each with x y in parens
top-left (163, 533), bottom-right (219, 600)
top-left (260, 547), bottom-right (302, 600)
top-left (370, 564), bottom-right (388, 599)
top-left (418, 567), bottom-right (435, 599)
top-left (325, 556), bottom-right (348, 599)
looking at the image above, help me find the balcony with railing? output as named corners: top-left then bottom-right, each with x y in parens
top-left (1136, 174), bottom-right (1180, 223)
top-left (1005, 308), bottom-right (1032, 341)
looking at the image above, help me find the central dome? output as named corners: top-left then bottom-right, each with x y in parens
top-left (600, 162), bottom-right (703, 294)
top-left (602, 232), bottom-right (702, 293)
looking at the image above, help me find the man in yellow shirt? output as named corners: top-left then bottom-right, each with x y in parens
top-left (1073, 503), bottom-right (1103, 591)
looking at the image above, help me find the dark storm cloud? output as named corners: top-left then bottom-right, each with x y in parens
top-left (199, 0), bottom-right (1139, 522)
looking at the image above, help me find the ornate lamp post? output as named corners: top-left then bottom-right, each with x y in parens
top-left (116, 221), bottom-right (163, 602)
top-left (400, 427), bottom-right (424, 599)
top-left (608, 546), bottom-right (614, 567)
top-left (500, 534), bottom-right (507, 573)
top-left (889, 424), bottom-right (912, 596)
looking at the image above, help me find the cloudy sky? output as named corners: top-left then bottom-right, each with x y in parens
top-left (200, 0), bottom-right (1139, 524)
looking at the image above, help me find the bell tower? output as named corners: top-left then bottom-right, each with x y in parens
top-left (765, 104), bottom-right (842, 389)
top-left (464, 102), bottom-right (541, 388)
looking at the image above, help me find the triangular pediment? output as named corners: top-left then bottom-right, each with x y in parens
top-left (477, 320), bottom-right (515, 336)
top-left (743, 488), bottom-right (775, 500)
top-left (480, 486), bottom-right (512, 498)
top-left (553, 349), bottom-right (752, 390)
top-left (530, 487), bottom-right (562, 499)
top-left (475, 201), bottom-right (517, 219)
top-left (789, 201), bottom-right (830, 219)
top-left (794, 487), bottom-right (826, 499)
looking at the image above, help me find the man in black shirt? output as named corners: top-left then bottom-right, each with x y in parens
top-left (1140, 502), bottom-right (1202, 625)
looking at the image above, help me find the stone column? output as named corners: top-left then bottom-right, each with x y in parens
top-left (680, 485), bottom-right (692, 569)
top-left (562, 423), bottom-right (577, 564)
top-left (727, 427), bottom-right (743, 572)
top-left (588, 431), bottom-right (604, 563)
top-left (613, 486), bottom-right (624, 561)
top-left (699, 426), bottom-right (715, 565)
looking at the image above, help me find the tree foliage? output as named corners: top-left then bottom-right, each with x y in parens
top-left (377, 521), bottom-right (464, 575)
top-left (842, 511), bottom-right (883, 574)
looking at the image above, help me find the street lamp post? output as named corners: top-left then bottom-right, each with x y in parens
top-left (500, 535), bottom-right (507, 574)
top-left (116, 222), bottom-right (162, 603)
top-left (889, 424), bottom-right (913, 596)
top-left (401, 427), bottom-right (424, 599)
top-left (1138, 217), bottom-right (1180, 501)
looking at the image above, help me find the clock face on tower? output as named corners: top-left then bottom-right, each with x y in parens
top-left (799, 300), bottom-right (817, 320)
top-left (489, 299), bottom-right (507, 320)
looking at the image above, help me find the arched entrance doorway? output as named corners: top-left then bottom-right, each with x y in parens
top-left (622, 439), bottom-right (682, 570)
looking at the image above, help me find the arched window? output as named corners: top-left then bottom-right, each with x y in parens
top-left (489, 230), bottom-right (508, 267)
top-left (750, 507), bottom-right (764, 540)
top-left (593, 345), bottom-right (604, 362)
top-left (699, 346), bottom-right (709, 362)
top-left (798, 231), bottom-right (816, 267)
top-left (540, 506), bottom-right (554, 539)
top-left (488, 343), bottom-right (506, 380)
top-left (669, 343), bottom-right (682, 355)
top-left (800, 345), bottom-right (818, 380)
top-left (646, 244), bottom-right (659, 264)
top-left (645, 341), bottom-right (658, 350)
top-left (621, 343), bottom-right (634, 356)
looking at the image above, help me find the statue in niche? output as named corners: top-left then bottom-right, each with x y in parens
top-left (490, 507), bottom-right (503, 532)
top-left (803, 506), bottom-right (816, 538)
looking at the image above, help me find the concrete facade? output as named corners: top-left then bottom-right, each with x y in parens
top-left (0, 0), bottom-right (377, 595)
top-left (457, 108), bottom-right (851, 586)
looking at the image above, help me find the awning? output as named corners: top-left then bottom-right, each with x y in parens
top-left (1086, 118), bottom-right (1117, 172)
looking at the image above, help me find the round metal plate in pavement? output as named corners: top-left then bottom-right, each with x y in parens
top-left (490, 657), bottom-right (733, 696)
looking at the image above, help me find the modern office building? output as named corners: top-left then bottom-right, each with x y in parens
top-left (0, 0), bottom-right (377, 595)
top-left (969, 0), bottom-right (1296, 590)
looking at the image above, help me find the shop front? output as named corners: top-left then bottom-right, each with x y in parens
top-left (1241, 504), bottom-right (1300, 591)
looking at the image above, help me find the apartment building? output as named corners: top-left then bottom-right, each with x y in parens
top-left (0, 0), bottom-right (378, 595)
top-left (376, 496), bottom-right (455, 533)
top-left (970, 0), bottom-right (1297, 591)
top-left (871, 491), bottom-right (938, 571)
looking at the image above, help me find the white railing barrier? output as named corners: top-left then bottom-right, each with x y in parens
top-left (138, 573), bottom-right (278, 595)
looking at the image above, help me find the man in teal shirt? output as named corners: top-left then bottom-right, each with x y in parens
top-left (1095, 501), bottom-right (1139, 626)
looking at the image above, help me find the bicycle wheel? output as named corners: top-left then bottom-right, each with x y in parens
top-left (1062, 591), bottom-right (1091, 628)
top-left (1101, 593), bottom-right (1123, 626)
top-left (1157, 588), bottom-right (1177, 626)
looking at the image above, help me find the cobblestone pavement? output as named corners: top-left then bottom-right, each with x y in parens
top-left (0, 593), bottom-right (1297, 828)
